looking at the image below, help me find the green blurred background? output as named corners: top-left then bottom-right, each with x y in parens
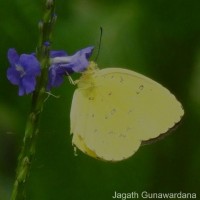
top-left (1, 0), bottom-right (200, 199)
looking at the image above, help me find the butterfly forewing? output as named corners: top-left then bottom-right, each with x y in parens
top-left (70, 66), bottom-right (184, 161)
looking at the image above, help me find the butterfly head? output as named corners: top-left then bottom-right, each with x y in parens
top-left (76, 61), bottom-right (99, 89)
top-left (82, 61), bottom-right (99, 74)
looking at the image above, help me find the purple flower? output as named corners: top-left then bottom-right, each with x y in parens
top-left (7, 48), bottom-right (41, 96)
top-left (48, 46), bottom-right (94, 89)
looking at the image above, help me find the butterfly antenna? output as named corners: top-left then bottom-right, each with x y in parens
top-left (94, 27), bottom-right (103, 62)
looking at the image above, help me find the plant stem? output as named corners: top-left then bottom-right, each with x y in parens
top-left (10, 1), bottom-right (56, 199)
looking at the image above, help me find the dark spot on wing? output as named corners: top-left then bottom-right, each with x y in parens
top-left (120, 76), bottom-right (124, 83)
top-left (127, 109), bottom-right (133, 114)
top-left (136, 84), bottom-right (144, 94)
top-left (119, 133), bottom-right (126, 138)
top-left (110, 108), bottom-right (116, 115)
top-left (126, 126), bottom-right (132, 132)
top-left (105, 108), bottom-right (117, 119)
top-left (94, 129), bottom-right (98, 133)
top-left (108, 131), bottom-right (115, 135)
top-left (89, 96), bottom-right (94, 100)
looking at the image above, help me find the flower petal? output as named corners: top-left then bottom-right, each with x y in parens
top-left (7, 48), bottom-right (19, 66)
top-left (18, 80), bottom-right (26, 96)
top-left (19, 54), bottom-right (41, 76)
top-left (47, 65), bottom-right (65, 90)
top-left (7, 67), bottom-right (21, 85)
top-left (79, 46), bottom-right (94, 59)
top-left (21, 75), bottom-right (37, 95)
top-left (50, 50), bottom-right (68, 58)
top-left (70, 46), bottom-right (94, 72)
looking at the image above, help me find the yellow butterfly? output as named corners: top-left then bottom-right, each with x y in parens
top-left (70, 61), bottom-right (184, 161)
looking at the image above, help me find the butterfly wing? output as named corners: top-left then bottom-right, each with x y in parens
top-left (70, 67), bottom-right (184, 161)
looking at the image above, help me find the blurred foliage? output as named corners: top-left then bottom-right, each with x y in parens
top-left (1, 0), bottom-right (200, 199)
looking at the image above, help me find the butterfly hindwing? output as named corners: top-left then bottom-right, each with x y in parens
top-left (70, 65), bottom-right (184, 161)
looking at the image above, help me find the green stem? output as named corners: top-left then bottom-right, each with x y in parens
top-left (10, 1), bottom-right (56, 199)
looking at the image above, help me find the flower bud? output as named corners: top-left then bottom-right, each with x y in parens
top-left (38, 20), bottom-right (44, 31)
top-left (46, 0), bottom-right (54, 9)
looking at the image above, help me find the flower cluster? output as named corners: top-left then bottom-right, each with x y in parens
top-left (48, 46), bottom-right (93, 90)
top-left (7, 46), bottom-right (94, 96)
